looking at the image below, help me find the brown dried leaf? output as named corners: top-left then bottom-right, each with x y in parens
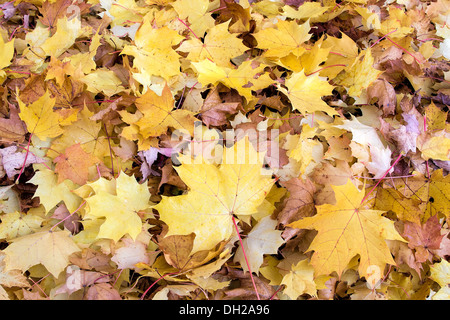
top-left (0, 104), bottom-right (27, 143)
top-left (367, 79), bottom-right (396, 116)
top-left (85, 283), bottom-right (121, 300)
top-left (402, 215), bottom-right (445, 263)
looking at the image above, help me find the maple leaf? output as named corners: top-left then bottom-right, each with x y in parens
top-left (392, 169), bottom-right (450, 220)
top-left (334, 49), bottom-right (383, 98)
top-left (0, 252), bottom-right (30, 300)
top-left (320, 33), bottom-right (359, 80)
top-left (0, 34), bottom-right (14, 81)
top-left (1, 0), bottom-right (449, 301)
top-left (18, 90), bottom-right (65, 140)
top-left (55, 265), bottom-right (109, 296)
top-left (40, 16), bottom-right (82, 58)
top-left (85, 283), bottom-right (122, 300)
top-left (111, 237), bottom-right (151, 270)
top-left (200, 87), bottom-right (242, 127)
top-left (280, 35), bottom-right (331, 75)
top-left (54, 143), bottom-right (99, 185)
top-left (29, 169), bottom-right (82, 213)
top-left (49, 107), bottom-right (111, 161)
top-left (281, 259), bottom-right (317, 299)
top-left (0, 185), bottom-right (20, 214)
top-left (288, 180), bottom-right (405, 279)
top-left (171, 0), bottom-right (215, 36)
top-left (39, 0), bottom-right (90, 30)
top-left (83, 172), bottom-right (151, 242)
top-left (121, 19), bottom-right (184, 84)
top-left (120, 83), bottom-right (196, 139)
top-left (278, 70), bottom-right (337, 116)
top-left (283, 125), bottom-right (324, 175)
top-left (215, 0), bottom-right (252, 33)
top-left (417, 131), bottom-right (450, 161)
top-left (254, 19), bottom-right (311, 59)
top-left (282, 2), bottom-right (330, 20)
top-left (80, 68), bottom-right (126, 97)
top-left (425, 102), bottom-right (447, 131)
top-left (378, 7), bottom-right (414, 40)
top-left (177, 21), bottom-right (248, 67)
top-left (46, 76), bottom-right (85, 109)
top-left (64, 32), bottom-right (102, 75)
top-left (374, 187), bottom-right (425, 224)
top-left (0, 146), bottom-right (44, 179)
top-left (0, 104), bottom-right (27, 143)
top-left (429, 259), bottom-right (450, 300)
top-left (192, 59), bottom-right (273, 102)
top-left (277, 176), bottom-right (316, 236)
top-left (154, 137), bottom-right (275, 254)
top-left (234, 216), bottom-right (284, 274)
top-left (367, 79), bottom-right (396, 116)
top-left (0, 211), bottom-right (44, 240)
top-left (336, 115), bottom-right (393, 179)
top-left (2, 229), bottom-right (81, 277)
top-left (402, 215), bottom-right (445, 263)
top-left (51, 204), bottom-right (81, 234)
top-left (158, 233), bottom-right (227, 271)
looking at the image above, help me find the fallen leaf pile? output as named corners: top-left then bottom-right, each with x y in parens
top-left (0, 0), bottom-right (449, 300)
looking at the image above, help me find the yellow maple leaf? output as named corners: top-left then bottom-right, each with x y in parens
top-left (374, 187), bottom-right (425, 224)
top-left (320, 33), bottom-right (359, 80)
top-left (171, 0), bottom-right (215, 36)
top-left (83, 172), bottom-right (151, 242)
top-left (40, 16), bottom-right (82, 58)
top-left (284, 125), bottom-right (324, 175)
top-left (49, 107), bottom-right (111, 161)
top-left (430, 260), bottom-right (450, 300)
top-left (378, 7), bottom-right (414, 40)
top-left (154, 137), bottom-right (275, 254)
top-left (396, 169), bottom-right (450, 220)
top-left (418, 131), bottom-right (450, 161)
top-left (2, 229), bottom-right (81, 277)
top-left (65, 32), bottom-right (102, 75)
top-left (425, 102), bottom-right (447, 131)
top-left (282, 2), bottom-right (330, 21)
top-left (334, 49), bottom-right (383, 98)
top-left (193, 59), bottom-right (273, 102)
top-left (254, 19), bottom-right (311, 59)
top-left (0, 252), bottom-right (30, 297)
top-left (0, 35), bottom-right (15, 81)
top-left (281, 259), bottom-right (317, 299)
top-left (279, 35), bottom-right (330, 74)
top-left (0, 211), bottom-right (44, 240)
top-left (119, 83), bottom-right (196, 138)
top-left (121, 18), bottom-right (184, 84)
top-left (80, 68), bottom-right (126, 97)
top-left (18, 90), bottom-right (65, 140)
top-left (177, 21), bottom-right (248, 67)
top-left (107, 0), bottom-right (148, 26)
top-left (28, 168), bottom-right (82, 213)
top-left (278, 70), bottom-right (337, 116)
top-left (234, 216), bottom-right (284, 274)
top-left (288, 180), bottom-right (405, 279)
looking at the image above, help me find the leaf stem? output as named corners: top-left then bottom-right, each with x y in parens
top-left (304, 64), bottom-right (347, 76)
top-left (15, 133), bottom-right (32, 183)
top-left (232, 215), bottom-right (260, 300)
top-left (386, 36), bottom-right (422, 64)
top-left (360, 152), bottom-right (403, 205)
top-left (140, 271), bottom-right (180, 300)
top-left (103, 123), bottom-right (115, 177)
top-left (50, 201), bottom-right (86, 231)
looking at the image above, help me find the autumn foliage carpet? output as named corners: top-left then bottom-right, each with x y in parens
top-left (0, 0), bottom-right (449, 300)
